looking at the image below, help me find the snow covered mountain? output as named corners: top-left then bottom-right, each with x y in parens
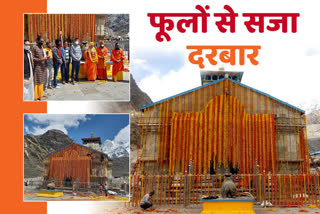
top-left (103, 140), bottom-right (129, 158)
top-left (296, 99), bottom-right (320, 114)
top-left (111, 147), bottom-right (129, 158)
top-left (102, 125), bottom-right (130, 177)
top-left (102, 125), bottom-right (129, 158)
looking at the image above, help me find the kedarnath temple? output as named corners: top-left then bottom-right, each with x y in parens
top-left (134, 70), bottom-right (310, 176)
top-left (129, 70), bottom-right (314, 207)
top-left (42, 134), bottom-right (112, 187)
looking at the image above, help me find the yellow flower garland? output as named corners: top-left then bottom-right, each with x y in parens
top-left (88, 47), bottom-right (98, 62)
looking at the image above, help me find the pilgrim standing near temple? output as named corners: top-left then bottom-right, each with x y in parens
top-left (70, 38), bottom-right (82, 85)
top-left (104, 182), bottom-right (108, 196)
top-left (62, 41), bottom-right (71, 83)
top-left (44, 42), bottom-right (54, 90)
top-left (31, 36), bottom-right (49, 101)
top-left (52, 39), bottom-right (63, 88)
top-left (96, 40), bottom-right (108, 80)
top-left (23, 40), bottom-right (34, 101)
top-left (84, 42), bottom-right (98, 81)
top-left (110, 43), bottom-right (125, 82)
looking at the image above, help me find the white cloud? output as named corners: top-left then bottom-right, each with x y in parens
top-left (138, 63), bottom-right (201, 102)
top-left (24, 126), bottom-right (30, 134)
top-left (113, 125), bottom-right (130, 149)
top-left (306, 48), bottom-right (320, 56)
top-left (25, 114), bottom-right (89, 135)
top-left (132, 58), bottom-right (147, 65)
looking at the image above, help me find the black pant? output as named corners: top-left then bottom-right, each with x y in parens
top-left (72, 60), bottom-right (80, 81)
top-left (140, 202), bottom-right (152, 210)
top-left (62, 61), bottom-right (70, 82)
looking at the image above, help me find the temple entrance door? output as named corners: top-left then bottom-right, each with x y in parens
top-left (63, 177), bottom-right (73, 187)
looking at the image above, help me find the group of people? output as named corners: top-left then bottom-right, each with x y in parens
top-left (98, 182), bottom-right (108, 196)
top-left (24, 35), bottom-right (126, 101)
top-left (84, 41), bottom-right (125, 82)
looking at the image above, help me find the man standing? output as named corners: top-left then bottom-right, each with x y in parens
top-left (44, 42), bottom-right (54, 90)
top-left (96, 40), bottom-right (108, 80)
top-left (23, 40), bottom-right (34, 101)
top-left (110, 43), bottom-right (125, 82)
top-left (52, 39), bottom-right (63, 88)
top-left (70, 38), bottom-right (82, 85)
top-left (104, 182), bottom-right (108, 196)
top-left (62, 41), bottom-right (71, 83)
top-left (31, 36), bottom-right (49, 100)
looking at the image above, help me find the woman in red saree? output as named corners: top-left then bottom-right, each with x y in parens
top-left (96, 41), bottom-right (108, 80)
top-left (84, 42), bottom-right (98, 81)
top-left (110, 43), bottom-right (125, 82)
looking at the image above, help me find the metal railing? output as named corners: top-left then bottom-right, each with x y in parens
top-left (130, 174), bottom-right (320, 207)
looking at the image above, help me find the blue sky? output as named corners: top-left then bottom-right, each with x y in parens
top-left (24, 114), bottom-right (129, 144)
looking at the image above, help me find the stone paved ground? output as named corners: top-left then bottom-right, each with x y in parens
top-left (48, 202), bottom-right (318, 214)
top-left (47, 201), bottom-right (320, 214)
top-left (24, 190), bottom-right (128, 201)
top-left (100, 205), bottom-right (320, 214)
top-left (42, 75), bottom-right (129, 101)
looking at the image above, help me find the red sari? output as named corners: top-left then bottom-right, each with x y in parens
top-left (110, 48), bottom-right (125, 81)
top-left (96, 47), bottom-right (108, 79)
top-left (84, 48), bottom-right (98, 81)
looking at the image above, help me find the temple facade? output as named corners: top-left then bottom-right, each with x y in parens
top-left (42, 135), bottom-right (112, 187)
top-left (134, 71), bottom-right (310, 176)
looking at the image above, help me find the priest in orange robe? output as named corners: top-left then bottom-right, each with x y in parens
top-left (110, 43), bottom-right (125, 82)
top-left (96, 40), bottom-right (108, 80)
top-left (84, 42), bottom-right (98, 81)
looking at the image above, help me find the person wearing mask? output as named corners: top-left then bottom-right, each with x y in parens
top-left (52, 39), bottom-right (63, 88)
top-left (70, 38), bottom-right (82, 85)
top-left (96, 40), bottom-right (108, 80)
top-left (110, 43), bottom-right (125, 82)
top-left (44, 41), bottom-right (54, 90)
top-left (23, 40), bottom-right (34, 101)
top-left (62, 41), bottom-right (71, 83)
top-left (31, 36), bottom-right (49, 100)
top-left (84, 42), bottom-right (98, 81)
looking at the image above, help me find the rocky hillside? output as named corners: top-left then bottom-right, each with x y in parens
top-left (24, 130), bottom-right (74, 178)
top-left (130, 74), bottom-right (153, 111)
top-left (107, 14), bottom-right (129, 36)
top-left (112, 156), bottom-right (130, 178)
top-left (307, 109), bottom-right (320, 154)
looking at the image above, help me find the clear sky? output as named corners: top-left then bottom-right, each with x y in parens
top-left (24, 114), bottom-right (129, 144)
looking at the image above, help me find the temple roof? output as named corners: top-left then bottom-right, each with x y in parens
top-left (81, 134), bottom-right (102, 145)
top-left (139, 78), bottom-right (305, 113)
